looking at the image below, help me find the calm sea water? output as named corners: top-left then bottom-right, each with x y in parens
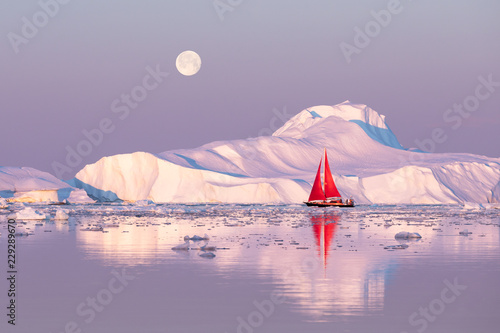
top-left (1, 204), bottom-right (499, 333)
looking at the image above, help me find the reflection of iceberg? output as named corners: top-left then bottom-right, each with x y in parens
top-left (72, 205), bottom-right (500, 321)
top-left (76, 217), bottom-right (168, 266)
top-left (74, 210), bottom-right (390, 319)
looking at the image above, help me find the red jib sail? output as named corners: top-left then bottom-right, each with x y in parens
top-left (308, 159), bottom-right (326, 201)
top-left (323, 149), bottom-right (341, 199)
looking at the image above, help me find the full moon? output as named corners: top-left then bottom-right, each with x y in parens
top-left (175, 50), bottom-right (201, 76)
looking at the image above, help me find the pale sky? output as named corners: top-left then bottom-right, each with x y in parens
top-left (1, 0), bottom-right (499, 179)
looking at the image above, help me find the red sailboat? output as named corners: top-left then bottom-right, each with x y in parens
top-left (304, 149), bottom-right (354, 207)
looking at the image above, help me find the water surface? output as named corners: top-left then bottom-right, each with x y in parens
top-left (1, 204), bottom-right (499, 333)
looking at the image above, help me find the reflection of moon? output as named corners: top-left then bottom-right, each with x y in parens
top-left (175, 50), bottom-right (201, 76)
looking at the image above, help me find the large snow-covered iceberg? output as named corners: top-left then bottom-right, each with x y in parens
top-left (71, 101), bottom-right (500, 204)
top-left (0, 166), bottom-right (94, 203)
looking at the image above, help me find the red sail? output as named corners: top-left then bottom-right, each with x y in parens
top-left (324, 149), bottom-right (342, 198)
top-left (308, 159), bottom-right (326, 201)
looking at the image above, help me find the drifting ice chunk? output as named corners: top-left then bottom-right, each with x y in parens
top-left (80, 226), bottom-right (103, 231)
top-left (395, 232), bottom-right (422, 239)
top-left (199, 252), bottom-right (216, 258)
top-left (384, 244), bottom-right (409, 250)
top-left (0, 198), bottom-right (7, 209)
top-left (200, 244), bottom-right (217, 251)
top-left (66, 189), bottom-right (95, 204)
top-left (8, 207), bottom-right (47, 220)
top-left (54, 209), bottom-right (69, 220)
top-left (184, 234), bottom-right (210, 241)
top-left (15, 231), bottom-right (34, 237)
top-left (102, 223), bottom-right (120, 228)
top-left (172, 241), bottom-right (190, 251)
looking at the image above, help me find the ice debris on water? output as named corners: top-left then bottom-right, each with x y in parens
top-left (184, 234), bottom-right (210, 241)
top-left (172, 235), bottom-right (217, 256)
top-left (384, 244), bottom-right (409, 250)
top-left (8, 207), bottom-right (47, 220)
top-left (80, 226), bottom-right (103, 232)
top-left (53, 209), bottom-right (69, 220)
top-left (172, 241), bottom-right (191, 251)
top-left (135, 200), bottom-right (155, 206)
top-left (459, 229), bottom-right (472, 236)
top-left (102, 223), bottom-right (120, 228)
top-left (15, 231), bottom-right (34, 237)
top-left (200, 244), bottom-right (217, 251)
top-left (199, 252), bottom-right (216, 259)
top-left (0, 198), bottom-right (8, 209)
top-left (394, 231), bottom-right (422, 240)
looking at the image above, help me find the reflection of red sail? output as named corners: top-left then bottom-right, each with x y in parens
top-left (311, 213), bottom-right (340, 268)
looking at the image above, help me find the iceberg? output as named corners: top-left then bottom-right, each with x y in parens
top-left (32, 102), bottom-right (500, 204)
top-left (0, 166), bottom-right (94, 204)
top-left (70, 101), bottom-right (500, 204)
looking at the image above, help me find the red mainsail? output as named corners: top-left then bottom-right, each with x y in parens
top-left (308, 159), bottom-right (326, 201)
top-left (323, 149), bottom-right (342, 199)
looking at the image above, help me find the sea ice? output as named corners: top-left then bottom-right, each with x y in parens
top-left (53, 209), bottom-right (69, 220)
top-left (172, 241), bottom-right (191, 251)
top-left (394, 232), bottom-right (422, 239)
top-left (8, 207), bottom-right (47, 220)
top-left (199, 252), bottom-right (216, 258)
top-left (459, 229), bottom-right (473, 236)
top-left (135, 199), bottom-right (155, 206)
top-left (384, 244), bottom-right (409, 250)
top-left (80, 226), bottom-right (103, 231)
top-left (184, 234), bottom-right (209, 241)
top-left (200, 244), bottom-right (217, 251)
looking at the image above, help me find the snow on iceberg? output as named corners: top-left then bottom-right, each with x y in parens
top-left (70, 101), bottom-right (500, 204)
top-left (0, 166), bottom-right (93, 203)
top-left (273, 101), bottom-right (403, 150)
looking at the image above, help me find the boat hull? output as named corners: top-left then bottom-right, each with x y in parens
top-left (304, 201), bottom-right (355, 208)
